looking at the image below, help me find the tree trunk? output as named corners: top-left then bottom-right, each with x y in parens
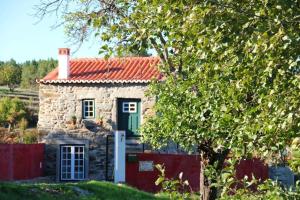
top-left (200, 160), bottom-right (218, 200)
top-left (199, 146), bottom-right (230, 200)
top-left (7, 123), bottom-right (12, 133)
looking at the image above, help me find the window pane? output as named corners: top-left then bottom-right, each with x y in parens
top-left (80, 154), bottom-right (84, 159)
top-left (83, 100), bottom-right (94, 118)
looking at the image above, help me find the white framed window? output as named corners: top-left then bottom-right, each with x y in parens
top-left (60, 145), bottom-right (85, 181)
top-left (122, 102), bottom-right (137, 113)
top-left (83, 99), bottom-right (95, 119)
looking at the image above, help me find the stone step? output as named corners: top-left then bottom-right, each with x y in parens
top-left (126, 138), bottom-right (142, 145)
top-left (126, 147), bottom-right (144, 153)
top-left (126, 142), bottom-right (144, 153)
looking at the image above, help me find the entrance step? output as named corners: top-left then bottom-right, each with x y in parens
top-left (126, 138), bottom-right (144, 153)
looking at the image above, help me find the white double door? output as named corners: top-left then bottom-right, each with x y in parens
top-left (60, 145), bottom-right (85, 180)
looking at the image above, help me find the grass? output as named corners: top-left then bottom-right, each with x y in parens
top-left (0, 181), bottom-right (167, 200)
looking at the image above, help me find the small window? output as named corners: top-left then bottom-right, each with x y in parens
top-left (60, 145), bottom-right (85, 181)
top-left (82, 99), bottom-right (95, 119)
top-left (122, 102), bottom-right (137, 113)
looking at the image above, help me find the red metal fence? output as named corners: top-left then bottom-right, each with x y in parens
top-left (126, 153), bottom-right (268, 192)
top-left (0, 144), bottom-right (44, 180)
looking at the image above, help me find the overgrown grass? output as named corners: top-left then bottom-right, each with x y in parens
top-left (0, 181), bottom-right (167, 200)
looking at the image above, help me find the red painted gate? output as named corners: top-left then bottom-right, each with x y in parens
top-left (0, 144), bottom-right (44, 180)
top-left (126, 153), bottom-right (268, 193)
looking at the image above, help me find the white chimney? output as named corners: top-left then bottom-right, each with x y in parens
top-left (58, 48), bottom-right (70, 79)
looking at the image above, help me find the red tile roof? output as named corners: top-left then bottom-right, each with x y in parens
top-left (39, 57), bottom-right (161, 84)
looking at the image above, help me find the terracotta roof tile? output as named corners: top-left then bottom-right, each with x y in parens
top-left (39, 57), bottom-right (161, 84)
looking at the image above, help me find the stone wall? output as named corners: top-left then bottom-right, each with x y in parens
top-left (40, 128), bottom-right (114, 181)
top-left (38, 82), bottom-right (154, 181)
top-left (38, 83), bottom-right (155, 131)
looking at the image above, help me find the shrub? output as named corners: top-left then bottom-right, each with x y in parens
top-left (220, 179), bottom-right (300, 200)
top-left (18, 118), bottom-right (28, 133)
top-left (22, 129), bottom-right (39, 144)
top-left (0, 97), bottom-right (27, 132)
top-left (155, 164), bottom-right (194, 200)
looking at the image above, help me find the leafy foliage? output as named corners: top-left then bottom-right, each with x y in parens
top-left (0, 97), bottom-right (27, 132)
top-left (0, 60), bottom-right (21, 91)
top-left (289, 137), bottom-right (300, 173)
top-left (155, 164), bottom-right (193, 200)
top-left (22, 129), bottom-right (39, 144)
top-left (20, 59), bottom-right (57, 89)
top-left (220, 179), bottom-right (300, 200)
top-left (0, 59), bottom-right (57, 90)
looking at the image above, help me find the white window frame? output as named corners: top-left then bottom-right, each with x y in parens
top-left (83, 99), bottom-right (95, 119)
top-left (60, 145), bottom-right (85, 181)
top-left (122, 102), bottom-right (137, 113)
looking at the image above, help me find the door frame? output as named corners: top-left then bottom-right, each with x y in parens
top-left (117, 98), bottom-right (142, 137)
top-left (59, 144), bottom-right (85, 181)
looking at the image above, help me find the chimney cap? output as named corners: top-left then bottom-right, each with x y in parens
top-left (58, 48), bottom-right (70, 55)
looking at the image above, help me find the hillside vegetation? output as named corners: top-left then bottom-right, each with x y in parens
top-left (0, 59), bottom-right (57, 90)
top-left (0, 87), bottom-right (38, 111)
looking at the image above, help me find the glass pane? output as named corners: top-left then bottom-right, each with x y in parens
top-left (79, 167), bottom-right (83, 172)
top-left (79, 160), bottom-right (84, 166)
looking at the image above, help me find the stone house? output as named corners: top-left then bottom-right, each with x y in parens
top-left (38, 48), bottom-right (160, 181)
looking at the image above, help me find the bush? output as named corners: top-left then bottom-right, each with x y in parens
top-left (18, 118), bottom-right (28, 133)
top-left (0, 97), bottom-right (27, 132)
top-left (220, 179), bottom-right (300, 200)
top-left (155, 164), bottom-right (194, 200)
top-left (22, 129), bottom-right (39, 144)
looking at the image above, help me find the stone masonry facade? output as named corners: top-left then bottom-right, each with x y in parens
top-left (38, 83), bottom-right (154, 130)
top-left (38, 83), bottom-right (155, 181)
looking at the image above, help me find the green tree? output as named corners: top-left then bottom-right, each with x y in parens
top-left (20, 61), bottom-right (38, 89)
top-left (0, 97), bottom-right (26, 132)
top-left (36, 59), bottom-right (57, 78)
top-left (37, 1), bottom-right (300, 199)
top-left (20, 59), bottom-right (57, 89)
top-left (0, 61), bottom-right (21, 91)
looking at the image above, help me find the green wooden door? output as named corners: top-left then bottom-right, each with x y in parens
top-left (117, 98), bottom-right (141, 137)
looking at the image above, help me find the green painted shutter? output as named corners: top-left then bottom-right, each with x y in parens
top-left (117, 99), bottom-right (141, 137)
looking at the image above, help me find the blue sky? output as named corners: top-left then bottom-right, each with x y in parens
top-left (0, 0), bottom-right (100, 62)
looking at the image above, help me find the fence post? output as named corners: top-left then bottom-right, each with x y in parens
top-left (114, 130), bottom-right (126, 183)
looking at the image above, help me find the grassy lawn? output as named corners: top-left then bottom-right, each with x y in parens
top-left (0, 180), bottom-right (167, 200)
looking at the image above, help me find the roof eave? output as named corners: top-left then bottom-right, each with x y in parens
top-left (38, 79), bottom-right (153, 84)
